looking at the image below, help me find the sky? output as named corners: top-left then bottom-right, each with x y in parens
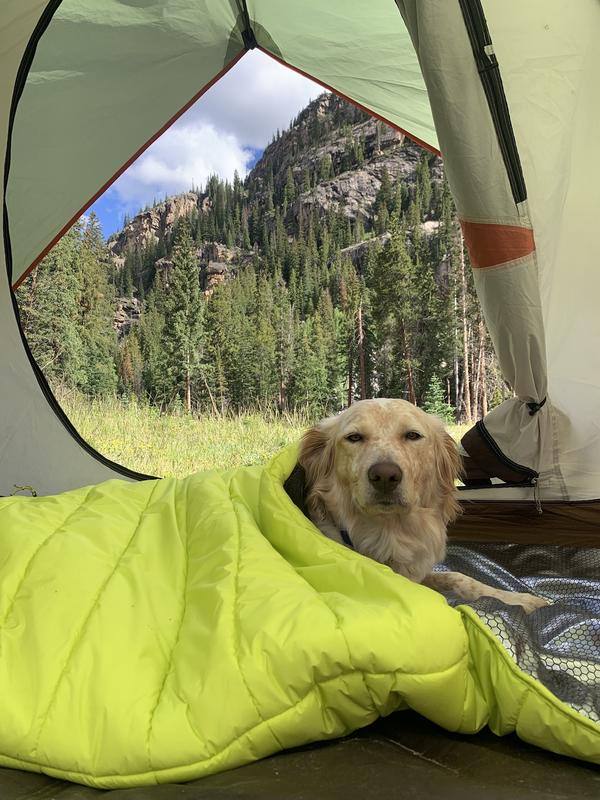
top-left (90, 50), bottom-right (323, 237)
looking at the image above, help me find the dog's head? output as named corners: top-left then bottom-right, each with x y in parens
top-left (299, 398), bottom-right (462, 525)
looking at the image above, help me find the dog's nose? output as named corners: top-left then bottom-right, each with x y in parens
top-left (367, 462), bottom-right (403, 492)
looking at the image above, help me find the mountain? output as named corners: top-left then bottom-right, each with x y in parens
top-left (107, 92), bottom-right (442, 305)
top-left (247, 93), bottom-right (441, 224)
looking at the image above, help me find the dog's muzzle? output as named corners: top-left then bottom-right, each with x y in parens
top-left (367, 461), bottom-right (403, 498)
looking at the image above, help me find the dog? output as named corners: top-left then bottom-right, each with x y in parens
top-left (298, 398), bottom-right (548, 614)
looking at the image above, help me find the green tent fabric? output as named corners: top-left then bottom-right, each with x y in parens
top-left (0, 445), bottom-right (599, 789)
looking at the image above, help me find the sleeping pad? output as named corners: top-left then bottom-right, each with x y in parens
top-left (0, 444), bottom-right (599, 788)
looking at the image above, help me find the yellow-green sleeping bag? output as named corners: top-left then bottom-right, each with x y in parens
top-left (0, 445), bottom-right (598, 788)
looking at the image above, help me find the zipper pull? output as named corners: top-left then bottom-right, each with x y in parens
top-left (532, 478), bottom-right (542, 515)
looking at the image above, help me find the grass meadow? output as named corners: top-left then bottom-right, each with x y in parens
top-left (57, 388), bottom-right (469, 478)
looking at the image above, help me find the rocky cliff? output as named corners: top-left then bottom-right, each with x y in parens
top-left (109, 90), bottom-right (442, 333)
top-left (110, 92), bottom-right (440, 259)
top-left (108, 192), bottom-right (199, 258)
top-left (250, 93), bottom-right (441, 224)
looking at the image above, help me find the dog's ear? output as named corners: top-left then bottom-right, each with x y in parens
top-left (435, 431), bottom-right (463, 524)
top-left (298, 421), bottom-right (335, 489)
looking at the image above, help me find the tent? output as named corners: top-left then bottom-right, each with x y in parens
top-left (4, 1), bottom-right (600, 538)
top-left (1, 0), bottom-right (600, 794)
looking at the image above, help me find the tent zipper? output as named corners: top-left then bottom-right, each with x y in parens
top-left (458, 0), bottom-right (527, 205)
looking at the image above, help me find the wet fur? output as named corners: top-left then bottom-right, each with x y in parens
top-left (299, 399), bottom-right (548, 613)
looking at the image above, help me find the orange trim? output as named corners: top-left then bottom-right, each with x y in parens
top-left (460, 219), bottom-right (535, 269)
top-left (258, 47), bottom-right (440, 157)
top-left (11, 50), bottom-right (247, 290)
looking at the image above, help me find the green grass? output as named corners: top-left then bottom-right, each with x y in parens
top-left (56, 388), bottom-right (469, 478)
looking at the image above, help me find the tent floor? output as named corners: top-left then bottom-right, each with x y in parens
top-left (2, 711), bottom-right (599, 799)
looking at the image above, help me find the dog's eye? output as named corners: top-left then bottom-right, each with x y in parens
top-left (345, 433), bottom-right (363, 443)
top-left (405, 431), bottom-right (423, 441)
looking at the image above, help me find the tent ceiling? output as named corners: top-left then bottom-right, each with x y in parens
top-left (6, 0), bottom-right (436, 287)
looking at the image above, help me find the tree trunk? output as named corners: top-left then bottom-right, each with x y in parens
top-left (357, 303), bottom-right (367, 400)
top-left (453, 264), bottom-right (460, 416)
top-left (480, 324), bottom-right (488, 416)
top-left (459, 232), bottom-right (472, 423)
top-left (473, 330), bottom-right (482, 419)
top-left (400, 320), bottom-right (416, 405)
top-left (185, 368), bottom-right (192, 414)
top-left (200, 370), bottom-right (219, 416)
top-left (347, 334), bottom-right (354, 407)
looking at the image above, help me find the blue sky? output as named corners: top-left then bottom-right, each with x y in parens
top-left (89, 51), bottom-right (323, 238)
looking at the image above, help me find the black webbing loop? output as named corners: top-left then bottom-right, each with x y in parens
top-left (237, 0), bottom-right (257, 50)
top-left (527, 397), bottom-right (547, 416)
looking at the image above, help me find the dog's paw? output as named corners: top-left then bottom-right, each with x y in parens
top-left (506, 592), bottom-right (551, 615)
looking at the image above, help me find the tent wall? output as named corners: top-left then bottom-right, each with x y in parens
top-left (8, 0), bottom-right (437, 288)
top-left (0, 1), bottom-right (141, 496)
top-left (8, 0), bottom-right (245, 288)
top-left (394, 0), bottom-right (567, 505)
top-left (484, 1), bottom-right (600, 502)
top-left (248, 0), bottom-right (436, 151)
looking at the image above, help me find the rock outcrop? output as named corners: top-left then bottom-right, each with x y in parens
top-left (108, 193), bottom-right (199, 258)
top-left (113, 296), bottom-right (141, 337)
top-left (249, 93), bottom-right (442, 224)
top-left (338, 233), bottom-right (391, 271)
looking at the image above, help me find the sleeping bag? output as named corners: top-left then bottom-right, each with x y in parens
top-left (0, 444), bottom-right (598, 788)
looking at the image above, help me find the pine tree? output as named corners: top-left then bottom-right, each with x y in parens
top-left (302, 168), bottom-right (311, 193)
top-left (370, 218), bottom-right (420, 402)
top-left (16, 226), bottom-right (84, 389)
top-left (283, 166), bottom-right (296, 210)
top-left (422, 374), bottom-right (455, 423)
top-left (416, 153), bottom-right (432, 217)
top-left (159, 220), bottom-right (203, 412)
top-left (78, 213), bottom-right (118, 396)
top-left (272, 276), bottom-right (295, 409)
top-left (119, 331), bottom-right (144, 397)
top-left (253, 274), bottom-right (278, 403)
top-left (138, 293), bottom-right (165, 401)
top-left (318, 154), bottom-right (333, 182)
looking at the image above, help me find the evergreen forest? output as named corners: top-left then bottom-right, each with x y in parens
top-left (16, 92), bottom-right (510, 426)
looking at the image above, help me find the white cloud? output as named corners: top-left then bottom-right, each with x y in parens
top-left (189, 49), bottom-right (325, 148)
top-left (110, 50), bottom-right (324, 213)
top-left (112, 124), bottom-right (252, 209)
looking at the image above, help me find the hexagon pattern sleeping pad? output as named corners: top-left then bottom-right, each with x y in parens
top-left (0, 445), bottom-right (598, 789)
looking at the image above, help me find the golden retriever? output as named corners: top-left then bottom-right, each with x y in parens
top-left (299, 398), bottom-right (548, 614)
